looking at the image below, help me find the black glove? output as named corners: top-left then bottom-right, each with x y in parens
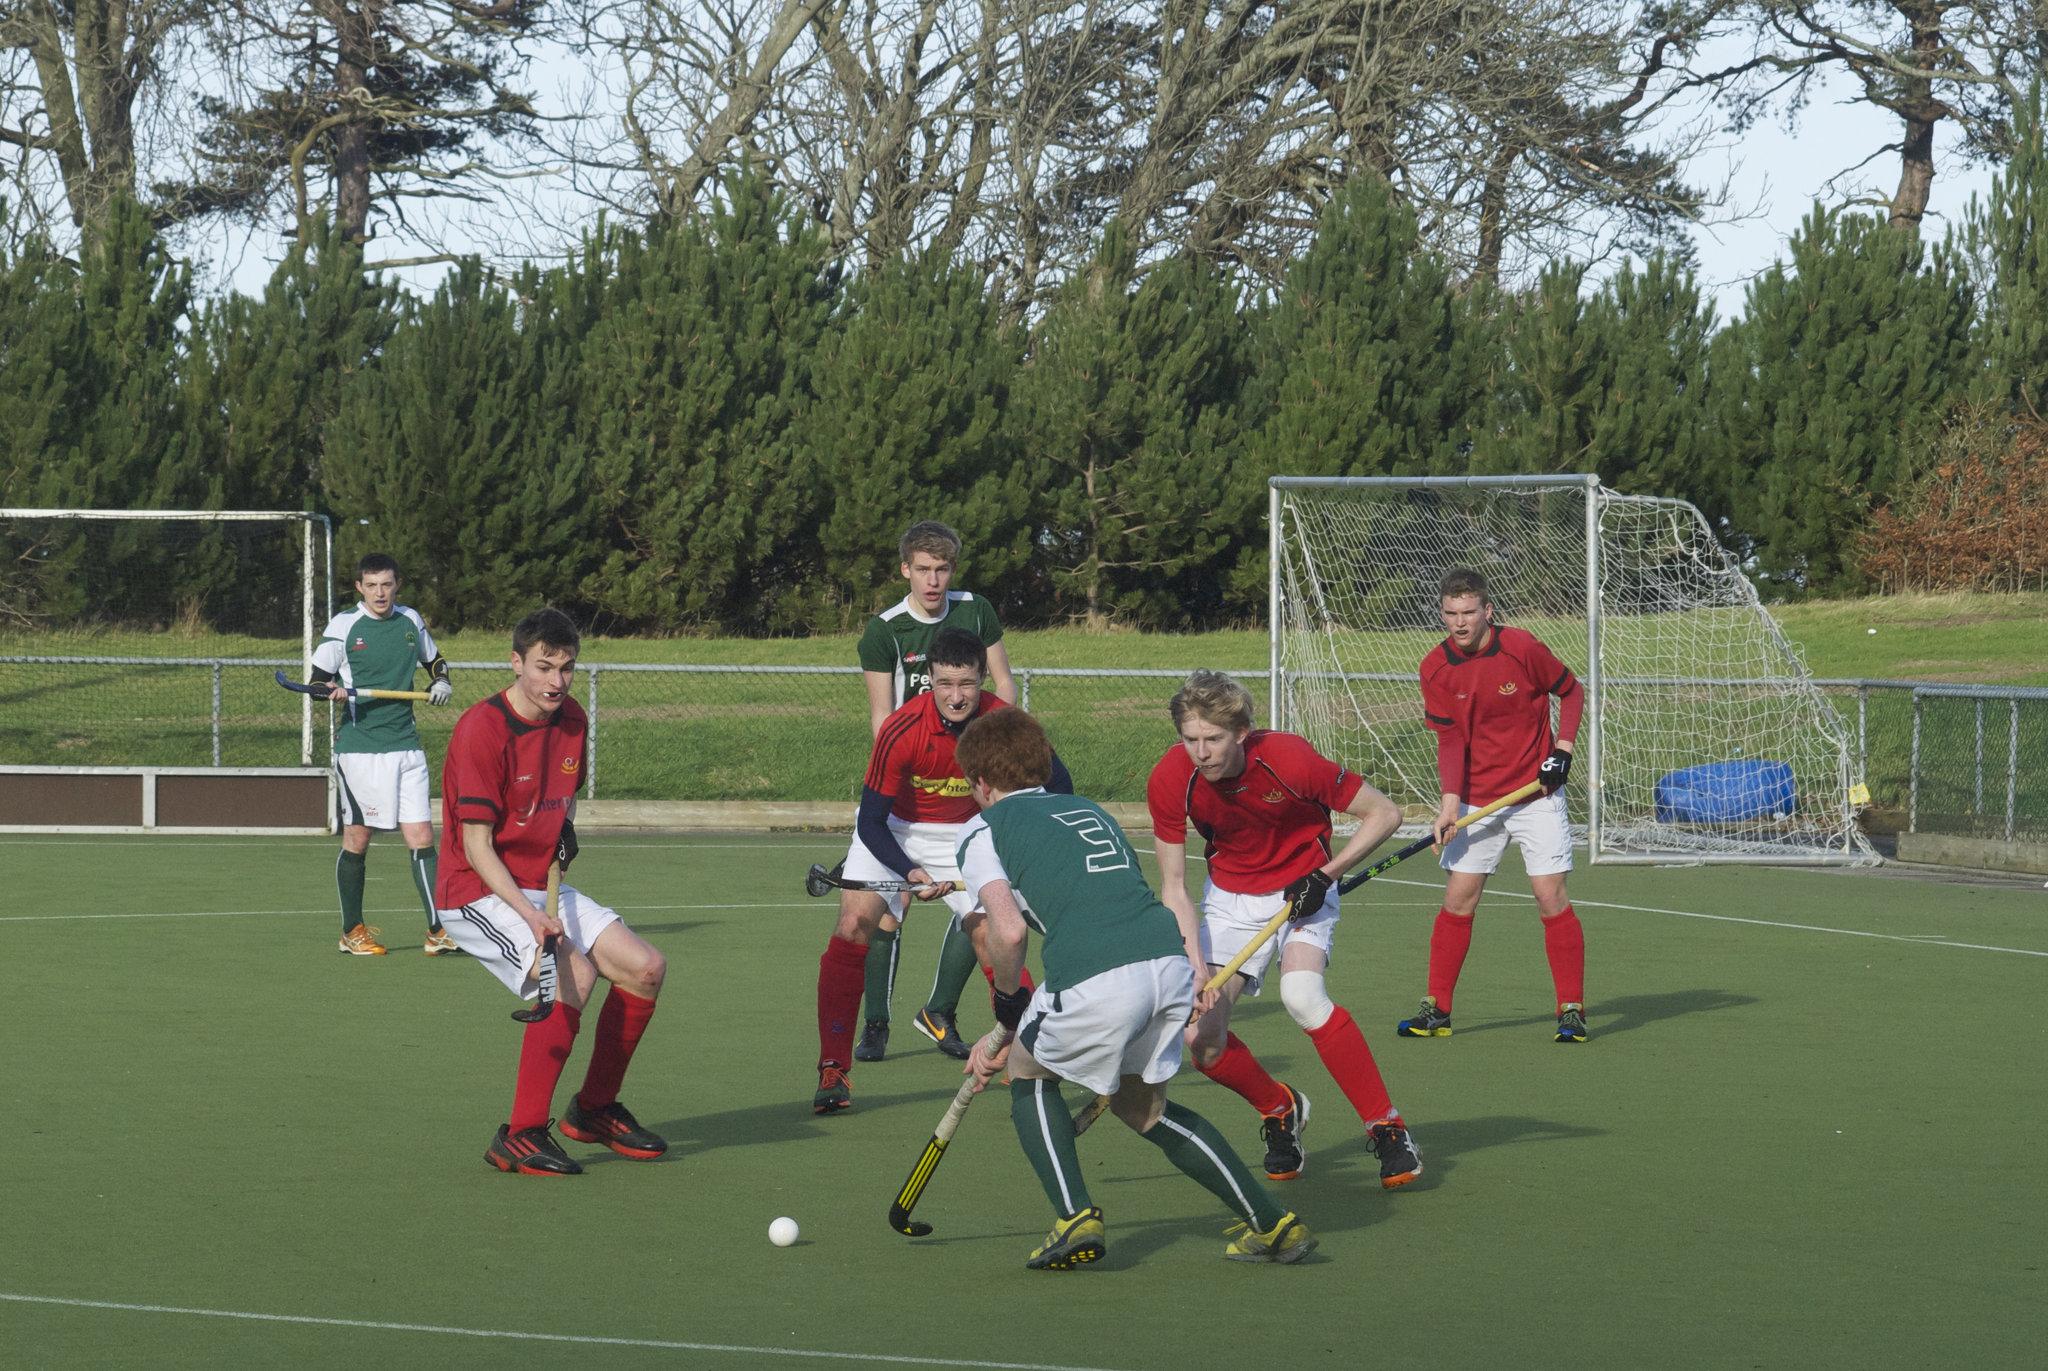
top-left (556, 818), bottom-right (579, 871)
top-left (1282, 868), bottom-right (1334, 919)
top-left (1538, 748), bottom-right (1573, 791)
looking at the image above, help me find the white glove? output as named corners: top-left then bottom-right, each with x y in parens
top-left (428, 678), bottom-right (453, 707)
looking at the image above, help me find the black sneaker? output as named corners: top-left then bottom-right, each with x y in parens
top-left (854, 1017), bottom-right (890, 1062)
top-left (814, 1060), bottom-right (852, 1115)
top-left (913, 1006), bottom-right (970, 1060)
top-left (1555, 1003), bottom-right (1588, 1043)
top-left (1397, 996), bottom-right (1453, 1037)
top-left (485, 1121), bottom-right (583, 1176)
top-left (1260, 1084), bottom-right (1312, 1180)
top-left (561, 1096), bottom-right (668, 1159)
top-left (1367, 1121), bottom-right (1423, 1190)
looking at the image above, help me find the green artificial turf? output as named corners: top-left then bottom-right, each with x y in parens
top-left (1, 833), bottom-right (2042, 1369)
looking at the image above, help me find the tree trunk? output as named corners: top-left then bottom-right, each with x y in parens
top-left (322, 0), bottom-right (383, 244)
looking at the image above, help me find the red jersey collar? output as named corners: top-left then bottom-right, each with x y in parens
top-left (1440, 627), bottom-right (1502, 663)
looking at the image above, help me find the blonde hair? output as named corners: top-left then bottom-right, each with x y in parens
top-left (1169, 670), bottom-right (1255, 734)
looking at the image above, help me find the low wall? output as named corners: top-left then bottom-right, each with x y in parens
top-left (1894, 832), bottom-right (2048, 876)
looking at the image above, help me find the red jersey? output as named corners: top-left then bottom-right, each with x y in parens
top-left (1146, 730), bottom-right (1364, 893)
top-left (1420, 624), bottom-right (1582, 806)
top-left (865, 690), bottom-right (1008, 824)
top-left (436, 692), bottom-right (587, 906)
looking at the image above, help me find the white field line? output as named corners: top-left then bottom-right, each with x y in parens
top-left (1345, 875), bottom-right (2048, 959)
top-left (0, 1293), bottom-right (1126, 1370)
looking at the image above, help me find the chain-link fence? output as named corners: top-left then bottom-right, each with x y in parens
top-left (0, 658), bottom-right (1271, 805)
top-left (6, 655), bottom-right (2042, 843)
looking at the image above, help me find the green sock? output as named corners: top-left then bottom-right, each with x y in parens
top-left (863, 927), bottom-right (898, 1023)
top-left (410, 848), bottom-right (441, 932)
top-left (336, 849), bottom-right (367, 934)
top-left (1011, 1079), bottom-right (1092, 1219)
top-left (1141, 1099), bottom-right (1284, 1230)
top-left (926, 915), bottom-right (979, 1016)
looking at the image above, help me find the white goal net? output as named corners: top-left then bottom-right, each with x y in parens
top-left (1270, 476), bottom-right (1874, 863)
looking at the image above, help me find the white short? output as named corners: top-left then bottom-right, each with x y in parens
top-left (1439, 789), bottom-right (1574, 876)
top-left (841, 817), bottom-right (978, 921)
top-left (438, 885), bottom-right (622, 999)
top-left (1017, 956), bottom-right (1194, 1096)
top-left (335, 750), bottom-right (431, 829)
top-left (1200, 881), bottom-right (1339, 994)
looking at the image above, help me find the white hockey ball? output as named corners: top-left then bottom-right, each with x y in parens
top-left (769, 1216), bottom-right (799, 1247)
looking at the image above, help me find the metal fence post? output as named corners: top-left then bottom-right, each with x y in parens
top-left (1974, 698), bottom-right (1985, 817)
top-left (1856, 685), bottom-right (1867, 780)
top-left (1019, 669), bottom-right (1031, 711)
top-left (1909, 692), bottom-right (1921, 834)
top-left (2008, 698), bottom-right (2019, 844)
top-left (211, 661), bottom-right (223, 766)
top-left (586, 665), bottom-right (598, 800)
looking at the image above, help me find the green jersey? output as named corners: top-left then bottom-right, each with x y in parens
top-left (312, 604), bottom-right (439, 754)
top-left (956, 790), bottom-right (1186, 992)
top-left (857, 591), bottom-right (1003, 707)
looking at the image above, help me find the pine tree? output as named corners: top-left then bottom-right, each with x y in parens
top-left (0, 199), bottom-right (194, 626)
top-left (1008, 225), bottom-right (1251, 627)
top-left (1968, 82), bottom-right (2048, 419)
top-left (578, 173), bottom-right (835, 632)
top-left (794, 249), bottom-right (1030, 626)
top-left (1241, 175), bottom-right (1489, 481)
top-left (179, 217), bottom-right (401, 513)
top-left (321, 256), bottom-right (597, 629)
top-left (1711, 206), bottom-right (1974, 594)
top-left (1473, 254), bottom-right (1719, 511)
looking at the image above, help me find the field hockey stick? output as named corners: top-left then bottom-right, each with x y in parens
top-left (510, 862), bottom-right (562, 1024)
top-left (273, 668), bottom-right (430, 701)
top-left (1336, 779), bottom-right (1544, 895)
top-left (888, 1071), bottom-right (985, 1236)
top-left (804, 862), bottom-right (959, 899)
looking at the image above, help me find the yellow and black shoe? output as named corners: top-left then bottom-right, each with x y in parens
top-left (813, 1060), bottom-right (852, 1115)
top-left (562, 1096), bottom-right (668, 1159)
top-left (1026, 1206), bottom-right (1106, 1270)
top-left (1397, 995), bottom-right (1452, 1037)
top-left (1555, 1003), bottom-right (1588, 1043)
top-left (912, 1006), bottom-right (970, 1060)
top-left (485, 1121), bottom-right (583, 1176)
top-left (1224, 1211), bottom-right (1317, 1264)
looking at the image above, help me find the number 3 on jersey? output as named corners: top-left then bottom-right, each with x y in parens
top-left (1051, 808), bottom-right (1132, 873)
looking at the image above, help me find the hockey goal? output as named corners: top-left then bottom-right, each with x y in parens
top-left (1269, 475), bottom-right (1875, 863)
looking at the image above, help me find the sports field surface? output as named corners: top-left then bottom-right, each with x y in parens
top-left (3, 832), bottom-right (2042, 1370)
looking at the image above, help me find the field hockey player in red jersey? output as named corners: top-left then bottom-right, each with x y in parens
top-left (813, 627), bottom-right (1067, 1115)
top-left (1402, 566), bottom-right (1589, 1044)
top-left (434, 608), bottom-right (671, 1175)
top-left (1146, 670), bottom-right (1424, 1191)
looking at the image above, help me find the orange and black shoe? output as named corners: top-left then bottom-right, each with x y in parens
top-left (562, 1096), bottom-right (668, 1159)
top-left (1367, 1121), bottom-right (1424, 1190)
top-left (485, 1121), bottom-right (583, 1176)
top-left (814, 1060), bottom-right (852, 1115)
top-left (1260, 1084), bottom-right (1312, 1180)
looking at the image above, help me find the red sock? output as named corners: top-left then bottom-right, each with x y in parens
top-left (578, 986), bottom-right (658, 1110)
top-left (1196, 1033), bottom-right (1291, 1116)
top-left (1427, 909), bottom-right (1476, 1010)
top-left (981, 963), bottom-right (1036, 1002)
top-left (1543, 906), bottom-right (1585, 1010)
top-left (1307, 1006), bottom-right (1397, 1127)
top-left (818, 936), bottom-right (868, 1066)
top-left (509, 1003), bottom-right (582, 1132)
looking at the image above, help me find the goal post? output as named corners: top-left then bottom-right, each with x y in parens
top-left (0, 509), bottom-right (334, 765)
top-left (1269, 475), bottom-right (1876, 864)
